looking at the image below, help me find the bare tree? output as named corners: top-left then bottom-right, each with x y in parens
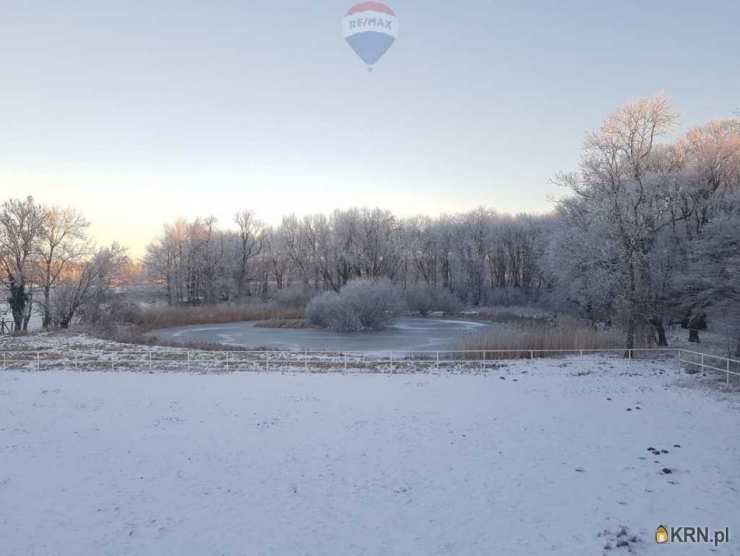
top-left (234, 211), bottom-right (264, 299)
top-left (262, 227), bottom-right (290, 290)
top-left (0, 197), bottom-right (45, 332)
top-left (52, 244), bottom-right (128, 328)
top-left (37, 206), bottom-right (90, 328)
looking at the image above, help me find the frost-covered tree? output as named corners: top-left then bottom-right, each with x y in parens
top-left (262, 227), bottom-right (291, 291)
top-left (546, 207), bottom-right (620, 324)
top-left (144, 219), bottom-right (191, 305)
top-left (145, 207), bottom-right (554, 310)
top-left (145, 217), bottom-right (234, 305)
top-left (37, 206), bottom-right (90, 328)
top-left (682, 199), bottom-right (740, 354)
top-left (52, 244), bottom-right (129, 328)
top-left (453, 208), bottom-right (490, 305)
top-left (403, 216), bottom-right (441, 288)
top-left (553, 99), bottom-right (739, 348)
top-left (0, 197), bottom-right (45, 331)
top-left (554, 96), bottom-right (683, 347)
top-left (234, 211), bottom-right (264, 298)
top-left (674, 119), bottom-right (740, 341)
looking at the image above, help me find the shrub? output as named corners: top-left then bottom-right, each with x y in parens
top-left (341, 279), bottom-right (402, 330)
top-left (404, 285), bottom-right (461, 315)
top-left (305, 279), bottom-right (402, 332)
top-left (305, 291), bottom-right (360, 332)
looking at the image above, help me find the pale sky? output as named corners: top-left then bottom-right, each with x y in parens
top-left (1, 0), bottom-right (738, 255)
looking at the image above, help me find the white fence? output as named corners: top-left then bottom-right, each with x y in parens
top-left (678, 349), bottom-right (740, 386)
top-left (0, 347), bottom-right (738, 383)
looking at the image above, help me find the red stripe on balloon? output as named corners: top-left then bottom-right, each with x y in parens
top-left (345, 2), bottom-right (396, 17)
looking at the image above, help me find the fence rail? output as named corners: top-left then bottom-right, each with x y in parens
top-left (0, 347), bottom-right (738, 384)
top-left (678, 349), bottom-right (740, 386)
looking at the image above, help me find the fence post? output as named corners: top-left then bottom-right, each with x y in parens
top-left (390, 352), bottom-right (394, 373)
top-left (226, 352), bottom-right (230, 372)
top-left (530, 350), bottom-right (534, 360)
top-left (304, 350), bottom-right (308, 372)
top-left (436, 351), bottom-right (439, 371)
top-left (701, 352), bottom-right (704, 373)
top-left (187, 351), bottom-right (191, 372)
top-left (148, 351), bottom-right (152, 372)
top-left (265, 352), bottom-right (269, 372)
top-left (727, 357), bottom-right (731, 387)
top-left (677, 350), bottom-right (681, 374)
top-left (344, 353), bottom-right (348, 373)
top-left (36, 352), bottom-right (40, 372)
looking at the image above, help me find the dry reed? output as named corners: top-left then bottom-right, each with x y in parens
top-left (460, 321), bottom-right (652, 358)
top-left (131, 304), bottom-right (304, 331)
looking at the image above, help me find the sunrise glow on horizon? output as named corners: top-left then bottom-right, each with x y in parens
top-left (2, 1), bottom-right (738, 256)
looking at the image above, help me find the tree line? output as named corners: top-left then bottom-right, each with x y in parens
top-left (143, 208), bottom-right (551, 308)
top-left (144, 96), bottom-right (739, 352)
top-left (3, 96), bottom-right (738, 351)
top-left (0, 197), bottom-right (128, 332)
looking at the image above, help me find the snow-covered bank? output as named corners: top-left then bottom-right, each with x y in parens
top-left (1, 360), bottom-right (738, 555)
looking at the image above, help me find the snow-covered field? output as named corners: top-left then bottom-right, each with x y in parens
top-left (1, 358), bottom-right (738, 555)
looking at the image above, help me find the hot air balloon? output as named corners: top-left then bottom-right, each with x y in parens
top-left (342, 2), bottom-right (399, 70)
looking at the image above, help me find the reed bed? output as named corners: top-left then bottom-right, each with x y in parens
top-left (131, 304), bottom-right (304, 331)
top-left (460, 322), bottom-right (653, 359)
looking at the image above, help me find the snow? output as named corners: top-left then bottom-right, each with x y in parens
top-left (1, 358), bottom-right (738, 555)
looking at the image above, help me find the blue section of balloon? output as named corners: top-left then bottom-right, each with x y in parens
top-left (345, 32), bottom-right (395, 66)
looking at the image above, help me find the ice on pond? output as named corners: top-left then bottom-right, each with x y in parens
top-left (152, 317), bottom-right (495, 352)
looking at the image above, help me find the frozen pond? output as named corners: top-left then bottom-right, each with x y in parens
top-left (152, 317), bottom-right (495, 352)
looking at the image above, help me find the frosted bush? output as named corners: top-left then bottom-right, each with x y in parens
top-left (340, 279), bottom-right (402, 330)
top-left (305, 279), bottom-right (402, 332)
top-left (306, 291), bottom-right (340, 327)
top-left (305, 291), bottom-right (361, 332)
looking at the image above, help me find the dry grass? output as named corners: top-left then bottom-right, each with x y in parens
top-left (131, 304), bottom-right (304, 332)
top-left (467, 306), bottom-right (555, 322)
top-left (97, 325), bottom-right (279, 352)
top-left (460, 320), bottom-right (653, 359)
